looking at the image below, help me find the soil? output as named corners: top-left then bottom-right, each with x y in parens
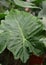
top-left (0, 48), bottom-right (46, 65)
top-left (0, 49), bottom-right (29, 65)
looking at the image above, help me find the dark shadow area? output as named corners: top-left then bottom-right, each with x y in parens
top-left (0, 48), bottom-right (29, 65)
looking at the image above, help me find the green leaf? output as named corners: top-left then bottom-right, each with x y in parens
top-left (40, 37), bottom-right (46, 47)
top-left (0, 31), bottom-right (9, 53)
top-left (38, 1), bottom-right (46, 17)
top-left (0, 9), bottom-right (45, 63)
top-left (30, 0), bottom-right (35, 2)
top-left (0, 64), bottom-right (2, 65)
top-left (14, 0), bottom-right (39, 8)
top-left (41, 17), bottom-right (46, 30)
top-left (0, 0), bottom-right (10, 8)
top-left (38, 1), bottom-right (46, 31)
top-left (0, 13), bottom-right (6, 20)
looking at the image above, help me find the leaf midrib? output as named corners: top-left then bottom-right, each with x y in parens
top-left (15, 18), bottom-right (26, 45)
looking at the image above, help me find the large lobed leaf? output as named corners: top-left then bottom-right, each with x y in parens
top-left (0, 9), bottom-right (45, 63)
top-left (38, 0), bottom-right (46, 18)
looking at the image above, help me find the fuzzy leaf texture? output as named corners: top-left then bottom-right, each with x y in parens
top-left (0, 9), bottom-right (46, 63)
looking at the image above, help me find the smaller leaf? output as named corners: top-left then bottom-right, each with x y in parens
top-left (38, 1), bottom-right (46, 17)
top-left (0, 0), bottom-right (9, 8)
top-left (41, 17), bottom-right (46, 30)
top-left (40, 38), bottom-right (46, 47)
top-left (14, 0), bottom-right (39, 8)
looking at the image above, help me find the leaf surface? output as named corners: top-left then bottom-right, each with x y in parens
top-left (0, 10), bottom-right (45, 63)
